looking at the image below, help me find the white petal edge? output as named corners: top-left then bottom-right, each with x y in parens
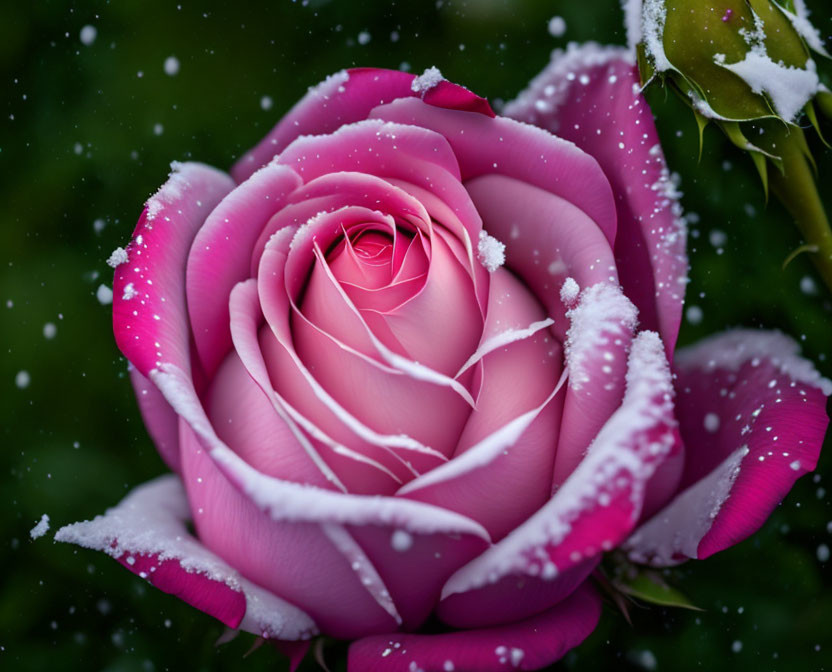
top-left (54, 474), bottom-right (318, 640)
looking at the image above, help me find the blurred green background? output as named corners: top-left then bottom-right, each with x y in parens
top-left (2, 1), bottom-right (831, 670)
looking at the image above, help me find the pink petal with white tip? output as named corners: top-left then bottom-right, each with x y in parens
top-left (504, 43), bottom-right (687, 353)
top-left (369, 98), bottom-right (617, 246)
top-left (626, 330), bottom-right (830, 565)
top-left (437, 331), bottom-right (676, 628)
top-left (54, 475), bottom-right (318, 640)
top-left (232, 68), bottom-right (493, 182)
top-left (186, 162), bottom-right (302, 378)
top-left (113, 162), bottom-right (235, 380)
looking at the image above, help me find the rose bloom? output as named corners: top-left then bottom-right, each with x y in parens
top-left (58, 45), bottom-right (829, 672)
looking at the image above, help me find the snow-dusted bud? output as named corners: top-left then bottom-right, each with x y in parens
top-left (625, 0), bottom-right (832, 294)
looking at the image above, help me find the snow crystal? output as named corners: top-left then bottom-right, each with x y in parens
top-left (106, 247), bottom-right (128, 268)
top-left (357, 31), bottom-right (371, 45)
top-left (411, 66), bottom-right (444, 94)
top-left (122, 283), bottom-right (138, 301)
top-left (15, 370), bottom-right (30, 389)
top-left (686, 305), bottom-right (703, 325)
top-left (43, 322), bottom-right (57, 339)
top-left (96, 284), bottom-right (113, 305)
top-left (93, 218), bottom-right (106, 233)
top-left (260, 95), bottom-right (273, 111)
top-left (547, 16), bottom-right (567, 37)
top-left (153, 123), bottom-right (164, 136)
top-left (391, 529), bottom-right (414, 552)
top-left (163, 56), bottom-right (180, 76)
top-left (704, 413), bottom-right (720, 433)
top-left (79, 25), bottom-right (97, 46)
top-left (560, 277), bottom-right (580, 305)
top-left (30, 514), bottom-right (50, 539)
top-left (477, 230), bottom-right (505, 272)
top-left (732, 640), bottom-right (743, 654)
top-left (800, 275), bottom-right (818, 295)
top-left (818, 544), bottom-right (830, 563)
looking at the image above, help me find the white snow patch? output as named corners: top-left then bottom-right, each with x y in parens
top-left (564, 283), bottom-right (638, 390)
top-left (625, 445), bottom-right (749, 565)
top-left (411, 66), bottom-right (445, 94)
top-left (718, 51), bottom-right (819, 122)
top-left (106, 247), bottom-right (128, 268)
top-left (560, 277), bottom-right (580, 306)
top-left (30, 514), bottom-right (50, 539)
top-left (145, 161), bottom-right (191, 222)
top-left (477, 230), bottom-right (505, 272)
top-left (55, 475), bottom-right (318, 640)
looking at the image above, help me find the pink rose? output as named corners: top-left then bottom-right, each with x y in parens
top-left (58, 45), bottom-right (829, 672)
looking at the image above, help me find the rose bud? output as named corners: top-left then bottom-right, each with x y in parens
top-left (56, 52), bottom-right (829, 672)
top-left (626, 0), bottom-right (832, 293)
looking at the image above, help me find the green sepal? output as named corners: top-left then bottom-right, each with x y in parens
top-left (613, 567), bottom-right (704, 612)
top-left (805, 102), bottom-right (830, 148)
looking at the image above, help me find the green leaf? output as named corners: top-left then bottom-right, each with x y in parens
top-left (614, 569), bottom-right (704, 611)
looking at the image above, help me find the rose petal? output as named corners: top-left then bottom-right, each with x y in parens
top-left (142, 349), bottom-right (493, 633)
top-left (232, 68), bottom-right (493, 182)
top-left (625, 330), bottom-right (831, 565)
top-left (206, 349), bottom-right (335, 488)
top-left (398, 269), bottom-right (565, 540)
top-left (437, 331), bottom-right (676, 628)
top-left (554, 283), bottom-right (638, 490)
top-left (504, 43), bottom-right (688, 354)
top-left (464, 174), bottom-right (617, 344)
top-left (186, 162), bottom-right (302, 378)
top-left (54, 475), bottom-right (318, 640)
top-left (369, 98), bottom-right (617, 246)
top-left (113, 162), bottom-right (235, 380)
top-left (129, 365), bottom-right (181, 473)
top-left (347, 583), bottom-right (601, 672)
top-left (179, 419), bottom-right (403, 637)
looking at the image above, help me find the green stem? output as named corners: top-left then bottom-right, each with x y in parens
top-left (758, 122), bottom-right (832, 294)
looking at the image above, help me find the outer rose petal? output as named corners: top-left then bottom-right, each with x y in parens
top-left (232, 68), bottom-right (493, 182)
top-left (113, 162), bottom-right (235, 380)
top-left (54, 475), bottom-right (318, 640)
top-left (504, 43), bottom-right (688, 355)
top-left (347, 583), bottom-right (601, 672)
top-left (179, 419), bottom-right (404, 638)
top-left (369, 98), bottom-right (618, 246)
top-left (437, 331), bottom-right (676, 628)
top-left (129, 365), bottom-right (180, 473)
top-left (626, 330), bottom-right (831, 565)
top-left (186, 162), bottom-right (302, 379)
